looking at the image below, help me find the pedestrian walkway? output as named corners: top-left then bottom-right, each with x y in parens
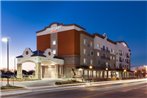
top-left (0, 78), bottom-right (63, 88)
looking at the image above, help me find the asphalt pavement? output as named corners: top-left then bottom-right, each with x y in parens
top-left (2, 79), bottom-right (147, 98)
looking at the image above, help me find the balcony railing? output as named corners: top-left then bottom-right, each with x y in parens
top-left (126, 55), bottom-right (130, 58)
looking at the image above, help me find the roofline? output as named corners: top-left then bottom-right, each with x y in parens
top-left (93, 33), bottom-right (116, 45)
top-left (107, 38), bottom-right (117, 44)
top-left (36, 22), bottom-right (86, 34)
top-left (36, 23), bottom-right (130, 47)
top-left (93, 33), bottom-right (105, 39)
top-left (116, 41), bottom-right (130, 49)
top-left (81, 31), bottom-right (94, 38)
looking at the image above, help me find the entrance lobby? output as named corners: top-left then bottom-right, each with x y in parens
top-left (16, 48), bottom-right (64, 80)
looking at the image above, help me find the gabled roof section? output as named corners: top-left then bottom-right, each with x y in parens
top-left (32, 50), bottom-right (45, 57)
top-left (16, 50), bottom-right (46, 58)
top-left (16, 49), bottom-right (64, 59)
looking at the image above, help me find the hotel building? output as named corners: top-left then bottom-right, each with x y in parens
top-left (16, 23), bottom-right (131, 80)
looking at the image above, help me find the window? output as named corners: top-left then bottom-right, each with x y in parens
top-left (111, 49), bottom-right (113, 52)
top-left (52, 40), bottom-right (56, 45)
top-left (106, 62), bottom-right (108, 66)
top-left (90, 41), bottom-right (93, 47)
top-left (90, 51), bottom-right (94, 56)
top-left (103, 46), bottom-right (105, 50)
top-left (96, 43), bottom-right (100, 48)
top-left (113, 50), bottom-right (115, 53)
top-left (97, 52), bottom-right (100, 56)
top-left (48, 52), bottom-right (51, 55)
top-left (83, 49), bottom-right (86, 54)
top-left (110, 56), bottom-right (112, 60)
top-left (90, 59), bottom-right (93, 64)
top-left (106, 47), bottom-right (108, 51)
top-left (84, 70), bottom-right (88, 75)
top-left (111, 49), bottom-right (115, 53)
top-left (113, 57), bottom-right (115, 60)
top-left (53, 50), bottom-right (56, 54)
top-left (26, 51), bottom-right (29, 55)
top-left (83, 58), bottom-right (86, 64)
top-left (84, 39), bottom-right (87, 45)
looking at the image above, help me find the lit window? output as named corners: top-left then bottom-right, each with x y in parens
top-left (84, 39), bottom-right (87, 45)
top-left (52, 40), bottom-right (56, 45)
top-left (90, 59), bottom-right (93, 64)
top-left (83, 49), bottom-right (86, 54)
top-left (53, 50), bottom-right (56, 54)
top-left (113, 57), bottom-right (115, 60)
top-left (97, 44), bottom-right (100, 48)
top-left (106, 62), bottom-right (108, 66)
top-left (83, 58), bottom-right (86, 64)
top-left (97, 52), bottom-right (100, 56)
top-left (90, 41), bottom-right (93, 47)
top-left (110, 56), bottom-right (112, 59)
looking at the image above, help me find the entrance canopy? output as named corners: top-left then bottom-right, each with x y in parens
top-left (16, 48), bottom-right (64, 79)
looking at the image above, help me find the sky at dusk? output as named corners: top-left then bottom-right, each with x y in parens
top-left (1, 1), bottom-right (147, 69)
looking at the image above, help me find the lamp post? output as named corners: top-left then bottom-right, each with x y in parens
top-left (106, 67), bottom-right (108, 79)
top-left (89, 65), bottom-right (93, 69)
top-left (13, 57), bottom-right (16, 86)
top-left (89, 65), bottom-right (93, 82)
top-left (106, 62), bottom-right (108, 79)
top-left (2, 37), bottom-right (10, 86)
top-left (124, 69), bottom-right (127, 79)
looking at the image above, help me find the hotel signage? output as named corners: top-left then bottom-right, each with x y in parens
top-left (48, 26), bottom-right (62, 33)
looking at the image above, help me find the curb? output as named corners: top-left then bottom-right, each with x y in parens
top-left (1, 78), bottom-right (147, 97)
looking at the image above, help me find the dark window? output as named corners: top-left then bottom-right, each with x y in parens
top-left (90, 51), bottom-right (94, 56)
top-left (103, 46), bottom-right (105, 50)
top-left (26, 51), bottom-right (29, 55)
top-left (48, 52), bottom-right (51, 55)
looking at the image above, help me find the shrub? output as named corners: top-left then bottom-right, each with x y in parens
top-left (55, 80), bottom-right (80, 85)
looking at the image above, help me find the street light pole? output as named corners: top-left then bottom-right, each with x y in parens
top-left (2, 37), bottom-right (10, 86)
top-left (89, 65), bottom-right (93, 82)
top-left (106, 62), bottom-right (108, 79)
top-left (7, 38), bottom-right (10, 86)
top-left (13, 57), bottom-right (16, 86)
top-left (106, 67), bottom-right (108, 79)
top-left (124, 69), bottom-right (127, 79)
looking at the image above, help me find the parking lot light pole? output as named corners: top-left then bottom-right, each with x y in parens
top-left (2, 37), bottom-right (10, 86)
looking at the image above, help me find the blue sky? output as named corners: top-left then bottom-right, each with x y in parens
top-left (1, 1), bottom-right (147, 69)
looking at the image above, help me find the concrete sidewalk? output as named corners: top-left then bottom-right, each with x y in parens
top-left (1, 78), bottom-right (147, 97)
top-left (0, 78), bottom-right (64, 88)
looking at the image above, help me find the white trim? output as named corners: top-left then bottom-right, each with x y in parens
top-left (22, 48), bottom-right (33, 58)
top-left (37, 23), bottom-right (84, 36)
top-left (17, 49), bottom-right (64, 65)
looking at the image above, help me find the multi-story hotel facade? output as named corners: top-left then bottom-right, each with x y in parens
top-left (16, 23), bottom-right (131, 80)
